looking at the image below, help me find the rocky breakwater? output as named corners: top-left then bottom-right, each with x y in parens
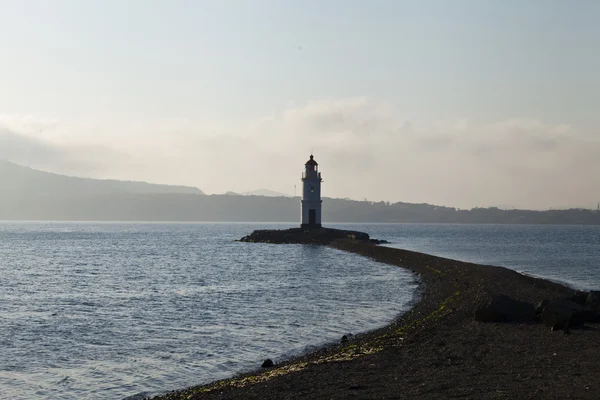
top-left (239, 227), bottom-right (389, 245)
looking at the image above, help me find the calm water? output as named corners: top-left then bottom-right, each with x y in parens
top-left (1, 223), bottom-right (598, 399)
top-left (345, 223), bottom-right (599, 291)
top-left (0, 222), bottom-right (418, 400)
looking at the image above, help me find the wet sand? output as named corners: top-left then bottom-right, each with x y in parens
top-left (150, 239), bottom-right (600, 400)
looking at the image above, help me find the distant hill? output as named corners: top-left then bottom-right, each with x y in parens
top-left (0, 160), bottom-right (204, 199)
top-left (1, 160), bottom-right (599, 224)
top-left (241, 189), bottom-right (290, 197)
top-left (223, 189), bottom-right (290, 197)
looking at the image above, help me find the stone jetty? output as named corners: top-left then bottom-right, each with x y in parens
top-left (239, 227), bottom-right (388, 245)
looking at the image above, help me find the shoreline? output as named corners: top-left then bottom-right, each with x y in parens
top-left (150, 238), bottom-right (599, 400)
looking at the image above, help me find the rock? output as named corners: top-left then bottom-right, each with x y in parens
top-left (261, 359), bottom-right (274, 368)
top-left (239, 227), bottom-right (373, 245)
top-left (581, 291), bottom-right (600, 323)
top-left (535, 299), bottom-right (550, 316)
top-left (586, 291), bottom-right (600, 309)
top-left (370, 238), bottom-right (390, 244)
top-left (541, 300), bottom-right (585, 332)
top-left (567, 290), bottom-right (589, 306)
top-left (474, 294), bottom-right (536, 323)
top-left (583, 308), bottom-right (600, 323)
top-left (122, 393), bottom-right (152, 400)
top-left (341, 335), bottom-right (349, 344)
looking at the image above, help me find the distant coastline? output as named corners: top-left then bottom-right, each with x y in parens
top-left (1, 194), bottom-right (599, 225)
top-left (2, 160), bottom-right (599, 224)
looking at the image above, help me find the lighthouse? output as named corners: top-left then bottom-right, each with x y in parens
top-left (301, 154), bottom-right (322, 228)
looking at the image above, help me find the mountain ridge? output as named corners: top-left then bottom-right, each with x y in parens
top-left (0, 160), bottom-right (204, 197)
top-left (1, 161), bottom-right (599, 224)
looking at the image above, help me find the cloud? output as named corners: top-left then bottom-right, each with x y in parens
top-left (1, 100), bottom-right (597, 209)
top-left (239, 99), bottom-right (598, 208)
top-left (280, 97), bottom-right (395, 136)
top-left (0, 127), bottom-right (64, 164)
top-left (0, 114), bottom-right (59, 137)
top-left (0, 122), bottom-right (128, 176)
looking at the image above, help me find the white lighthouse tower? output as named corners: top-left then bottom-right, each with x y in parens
top-left (301, 154), bottom-right (322, 228)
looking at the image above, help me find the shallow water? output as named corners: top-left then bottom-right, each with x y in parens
top-left (333, 223), bottom-right (600, 291)
top-left (0, 222), bottom-right (418, 399)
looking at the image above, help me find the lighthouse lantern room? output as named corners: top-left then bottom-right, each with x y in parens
top-left (301, 154), bottom-right (322, 228)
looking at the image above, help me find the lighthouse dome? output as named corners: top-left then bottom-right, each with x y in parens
top-left (305, 155), bottom-right (318, 166)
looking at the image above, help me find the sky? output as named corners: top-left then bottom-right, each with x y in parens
top-left (0, 0), bottom-right (598, 210)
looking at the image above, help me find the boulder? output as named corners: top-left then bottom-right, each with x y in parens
top-left (583, 308), bottom-right (600, 323)
top-left (370, 238), bottom-right (390, 244)
top-left (541, 300), bottom-right (585, 332)
top-left (586, 291), bottom-right (600, 310)
top-left (567, 290), bottom-right (589, 307)
top-left (535, 299), bottom-right (550, 316)
top-left (474, 294), bottom-right (536, 323)
top-left (579, 291), bottom-right (600, 323)
top-left (261, 359), bottom-right (274, 368)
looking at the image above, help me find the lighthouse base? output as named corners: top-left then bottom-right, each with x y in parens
top-left (300, 223), bottom-right (322, 229)
top-left (239, 227), bottom-right (390, 245)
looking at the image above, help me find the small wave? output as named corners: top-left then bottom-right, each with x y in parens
top-left (122, 392), bottom-right (153, 400)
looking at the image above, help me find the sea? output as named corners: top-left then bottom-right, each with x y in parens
top-left (0, 222), bottom-right (598, 399)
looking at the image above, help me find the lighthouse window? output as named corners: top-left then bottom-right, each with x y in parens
top-left (310, 185), bottom-right (314, 192)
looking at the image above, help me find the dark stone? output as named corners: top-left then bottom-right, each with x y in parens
top-left (535, 299), bottom-right (550, 316)
top-left (261, 359), bottom-right (274, 368)
top-left (122, 393), bottom-right (152, 400)
top-left (239, 227), bottom-right (377, 245)
top-left (341, 335), bottom-right (349, 344)
top-left (567, 290), bottom-right (589, 307)
top-left (474, 294), bottom-right (536, 323)
top-left (583, 308), bottom-right (600, 323)
top-left (541, 300), bottom-right (585, 332)
top-left (586, 291), bottom-right (600, 309)
top-left (370, 238), bottom-right (390, 244)
top-left (581, 291), bottom-right (600, 323)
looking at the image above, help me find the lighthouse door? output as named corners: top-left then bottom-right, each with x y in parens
top-left (309, 209), bottom-right (316, 225)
